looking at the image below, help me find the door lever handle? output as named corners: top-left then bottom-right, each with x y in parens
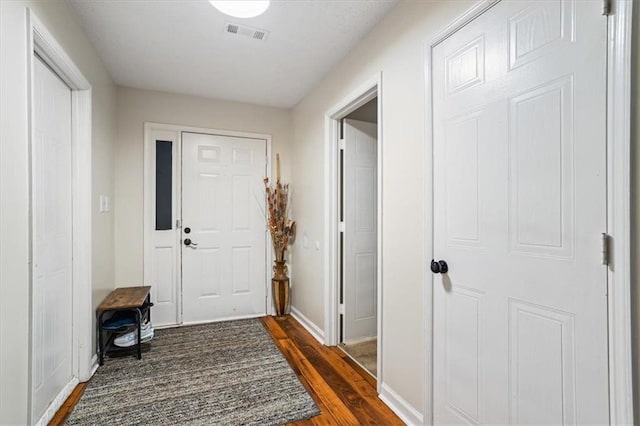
top-left (184, 238), bottom-right (198, 248)
top-left (430, 259), bottom-right (448, 274)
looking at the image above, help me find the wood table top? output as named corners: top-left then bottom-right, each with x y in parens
top-left (97, 286), bottom-right (151, 311)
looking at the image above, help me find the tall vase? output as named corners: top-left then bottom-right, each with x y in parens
top-left (272, 260), bottom-right (289, 317)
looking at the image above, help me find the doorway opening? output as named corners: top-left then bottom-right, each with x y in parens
top-left (337, 98), bottom-right (379, 377)
top-left (323, 74), bottom-right (382, 388)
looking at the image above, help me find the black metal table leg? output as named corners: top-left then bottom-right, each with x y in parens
top-left (135, 308), bottom-right (142, 360)
top-left (98, 311), bottom-right (106, 366)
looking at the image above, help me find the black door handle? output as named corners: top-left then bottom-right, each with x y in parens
top-left (184, 238), bottom-right (199, 247)
top-left (430, 259), bottom-right (448, 274)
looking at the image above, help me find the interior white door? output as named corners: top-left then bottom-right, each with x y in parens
top-left (343, 119), bottom-right (377, 343)
top-left (432, 1), bottom-right (608, 424)
top-left (32, 55), bottom-right (74, 420)
top-left (181, 132), bottom-right (267, 323)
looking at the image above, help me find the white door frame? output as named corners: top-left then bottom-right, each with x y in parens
top-left (26, 9), bottom-right (93, 425)
top-left (423, 1), bottom-right (635, 424)
top-left (143, 122), bottom-right (274, 324)
top-left (323, 73), bottom-right (383, 392)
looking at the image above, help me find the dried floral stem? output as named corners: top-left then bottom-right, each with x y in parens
top-left (264, 176), bottom-right (295, 263)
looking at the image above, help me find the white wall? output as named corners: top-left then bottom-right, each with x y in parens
top-left (290, 0), bottom-right (474, 416)
top-left (0, 1), bottom-right (116, 424)
top-left (114, 87), bottom-right (292, 285)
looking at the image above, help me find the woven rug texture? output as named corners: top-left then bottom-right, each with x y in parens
top-left (66, 318), bottom-right (320, 425)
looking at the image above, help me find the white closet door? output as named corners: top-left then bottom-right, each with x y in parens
top-left (32, 55), bottom-right (74, 420)
top-left (181, 132), bottom-right (267, 323)
top-left (432, 1), bottom-right (609, 424)
top-left (343, 119), bottom-right (377, 343)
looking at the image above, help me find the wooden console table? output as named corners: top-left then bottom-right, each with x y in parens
top-left (97, 286), bottom-right (152, 365)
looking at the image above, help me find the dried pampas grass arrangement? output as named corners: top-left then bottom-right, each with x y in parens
top-left (264, 154), bottom-right (296, 263)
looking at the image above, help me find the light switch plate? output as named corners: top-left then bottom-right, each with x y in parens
top-left (99, 195), bottom-right (110, 213)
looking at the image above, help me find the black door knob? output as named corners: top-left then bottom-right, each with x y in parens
top-left (184, 238), bottom-right (192, 246)
top-left (184, 227), bottom-right (191, 234)
top-left (430, 259), bottom-right (448, 274)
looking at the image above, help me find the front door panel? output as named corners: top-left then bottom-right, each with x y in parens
top-left (181, 132), bottom-right (267, 323)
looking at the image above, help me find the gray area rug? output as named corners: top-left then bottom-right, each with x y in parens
top-left (66, 319), bottom-right (320, 425)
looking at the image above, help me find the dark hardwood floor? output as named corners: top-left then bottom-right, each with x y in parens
top-left (262, 316), bottom-right (402, 425)
top-left (49, 383), bottom-right (88, 425)
top-left (49, 315), bottom-right (403, 425)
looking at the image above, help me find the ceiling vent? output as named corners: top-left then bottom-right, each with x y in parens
top-left (225, 22), bottom-right (269, 41)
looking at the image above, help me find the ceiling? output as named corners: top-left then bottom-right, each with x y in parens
top-left (68, 0), bottom-right (398, 108)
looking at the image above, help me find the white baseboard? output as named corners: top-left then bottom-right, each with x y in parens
top-left (379, 382), bottom-right (423, 426)
top-left (179, 313), bottom-right (264, 327)
top-left (290, 306), bottom-right (325, 345)
top-left (90, 354), bottom-right (99, 376)
top-left (35, 376), bottom-right (79, 426)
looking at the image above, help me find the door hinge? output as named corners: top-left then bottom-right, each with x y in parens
top-left (176, 219), bottom-right (182, 229)
top-left (339, 138), bottom-right (345, 151)
top-left (601, 233), bottom-right (610, 266)
top-left (338, 221), bottom-right (345, 233)
top-left (602, 0), bottom-right (611, 15)
top-left (339, 304), bottom-right (345, 315)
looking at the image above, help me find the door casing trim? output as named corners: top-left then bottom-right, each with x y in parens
top-left (143, 122), bottom-right (274, 325)
top-left (323, 72), bottom-right (383, 393)
top-left (423, 0), bottom-right (635, 424)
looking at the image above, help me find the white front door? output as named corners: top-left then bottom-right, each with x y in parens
top-left (181, 132), bottom-right (267, 323)
top-left (32, 55), bottom-right (74, 420)
top-left (343, 119), bottom-right (377, 343)
top-left (432, 1), bottom-right (608, 424)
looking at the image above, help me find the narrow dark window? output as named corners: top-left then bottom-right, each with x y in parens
top-left (155, 141), bottom-right (172, 230)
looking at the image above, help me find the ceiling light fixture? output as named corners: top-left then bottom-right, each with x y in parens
top-left (209, 1), bottom-right (270, 18)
